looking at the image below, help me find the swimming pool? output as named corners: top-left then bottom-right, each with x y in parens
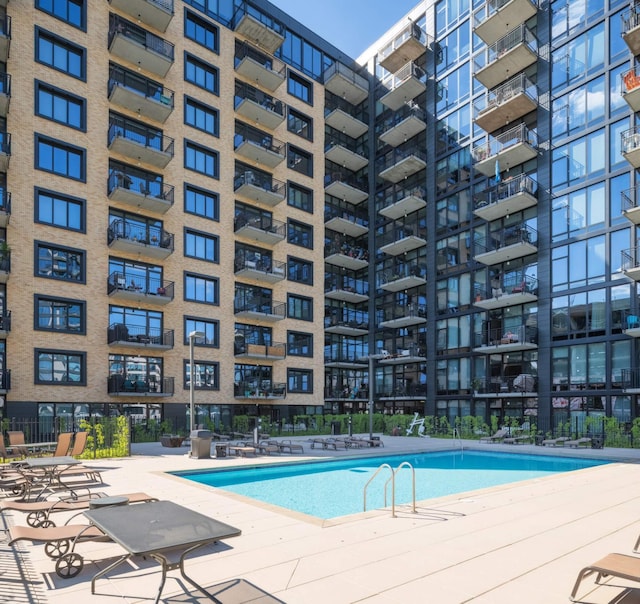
top-left (173, 451), bottom-right (607, 520)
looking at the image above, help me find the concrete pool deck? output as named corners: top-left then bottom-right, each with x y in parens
top-left (5, 434), bottom-right (640, 603)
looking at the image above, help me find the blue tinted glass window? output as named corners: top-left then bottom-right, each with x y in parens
top-left (36, 0), bottom-right (84, 28)
top-left (36, 188), bottom-right (84, 231)
top-left (185, 10), bottom-right (218, 53)
top-left (184, 97), bottom-right (218, 136)
top-left (184, 184), bottom-right (218, 220)
top-left (36, 28), bottom-right (85, 80)
top-left (185, 54), bottom-right (218, 94)
top-left (184, 141), bottom-right (218, 177)
top-left (36, 82), bottom-right (84, 130)
top-left (185, 229), bottom-right (218, 262)
top-left (36, 135), bottom-right (85, 181)
top-left (185, 273), bottom-right (218, 304)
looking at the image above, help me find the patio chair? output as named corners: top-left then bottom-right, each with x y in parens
top-left (565, 437), bottom-right (592, 448)
top-left (47, 432), bottom-right (73, 457)
top-left (0, 437), bottom-right (24, 463)
top-left (479, 428), bottom-right (509, 443)
top-left (257, 441), bottom-right (280, 455)
top-left (570, 553), bottom-right (640, 601)
top-left (278, 440), bottom-right (304, 453)
top-left (7, 522), bottom-right (110, 579)
top-left (541, 436), bottom-right (570, 447)
top-left (0, 491), bottom-right (158, 527)
top-left (7, 431), bottom-right (28, 457)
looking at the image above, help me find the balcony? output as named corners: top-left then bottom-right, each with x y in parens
top-left (234, 300), bottom-right (286, 321)
top-left (108, 65), bottom-right (173, 123)
top-left (234, 170), bottom-right (286, 206)
top-left (0, 251), bottom-right (10, 283)
top-left (324, 172), bottom-right (369, 205)
top-left (108, 171), bottom-right (174, 214)
top-left (379, 104), bottom-right (427, 147)
top-left (380, 62), bottom-right (427, 111)
top-left (0, 310), bottom-right (10, 336)
top-left (378, 187), bottom-right (426, 220)
top-left (622, 188), bottom-right (640, 225)
top-left (325, 243), bottom-right (369, 271)
top-left (108, 0), bottom-right (173, 32)
top-left (474, 223), bottom-right (538, 265)
top-left (473, 324), bottom-right (538, 353)
top-left (0, 190), bottom-right (10, 227)
top-left (474, 274), bottom-right (538, 310)
top-left (234, 83), bottom-right (284, 129)
top-left (108, 120), bottom-right (174, 169)
top-left (473, 25), bottom-right (537, 90)
top-left (323, 62), bottom-right (369, 105)
top-left (234, 41), bottom-right (285, 91)
top-left (622, 67), bottom-right (640, 113)
top-left (378, 345), bottom-right (424, 365)
top-left (107, 272), bottom-right (174, 305)
top-left (324, 353), bottom-right (368, 370)
top-left (325, 278), bottom-right (369, 303)
top-left (325, 317), bottom-right (368, 336)
top-left (107, 220), bottom-right (174, 260)
top-left (379, 266), bottom-right (426, 293)
top-left (108, 374), bottom-right (174, 397)
top-left (234, 342), bottom-right (286, 360)
top-left (108, 16), bottom-right (174, 78)
top-left (622, 247), bottom-right (640, 281)
top-left (234, 214), bottom-right (286, 245)
top-left (623, 4), bottom-right (640, 57)
top-left (0, 72), bottom-right (10, 117)
top-left (234, 381), bottom-right (286, 399)
top-left (473, 0), bottom-right (538, 45)
top-left (379, 305), bottom-right (426, 329)
top-left (108, 323), bottom-right (174, 349)
top-left (474, 74), bottom-right (537, 134)
top-left (473, 174), bottom-right (537, 221)
top-left (233, 10), bottom-right (284, 54)
top-left (325, 140), bottom-right (368, 173)
top-left (378, 147), bottom-right (427, 183)
top-left (0, 369), bottom-right (10, 394)
top-left (622, 127), bottom-right (640, 169)
top-left (0, 15), bottom-right (10, 63)
top-left (234, 126), bottom-right (285, 168)
top-left (0, 132), bottom-right (10, 171)
top-left (379, 225), bottom-right (426, 256)
top-left (472, 124), bottom-right (538, 177)
top-left (325, 98), bottom-right (368, 139)
top-left (378, 21), bottom-right (430, 73)
top-left (234, 255), bottom-right (286, 283)
top-left (325, 203), bottom-right (368, 238)
top-left (622, 310), bottom-right (640, 338)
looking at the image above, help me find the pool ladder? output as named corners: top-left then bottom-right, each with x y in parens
top-left (363, 462), bottom-right (416, 518)
top-left (453, 427), bottom-right (464, 453)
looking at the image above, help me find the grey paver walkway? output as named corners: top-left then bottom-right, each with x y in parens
top-left (4, 434), bottom-right (640, 603)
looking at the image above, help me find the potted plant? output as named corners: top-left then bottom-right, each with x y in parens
top-left (471, 378), bottom-right (482, 395)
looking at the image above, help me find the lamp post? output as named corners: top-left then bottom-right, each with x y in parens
top-left (188, 330), bottom-right (205, 432)
top-left (368, 354), bottom-right (374, 441)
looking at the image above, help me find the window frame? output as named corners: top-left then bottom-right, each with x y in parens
top-left (287, 255), bottom-right (313, 285)
top-left (35, 348), bottom-right (86, 385)
top-left (184, 183), bottom-right (219, 221)
top-left (183, 359), bottom-right (219, 390)
top-left (184, 139), bottom-right (219, 178)
top-left (287, 71), bottom-right (313, 105)
top-left (184, 95), bottom-right (219, 137)
top-left (35, 240), bottom-right (85, 283)
top-left (35, 26), bottom-right (86, 81)
top-left (35, 133), bottom-right (86, 182)
top-left (184, 52), bottom-right (219, 95)
top-left (287, 293), bottom-right (313, 321)
top-left (287, 331), bottom-right (313, 357)
top-left (35, 187), bottom-right (85, 232)
top-left (287, 181), bottom-right (313, 213)
top-left (287, 107), bottom-right (313, 140)
top-left (34, 294), bottom-right (85, 334)
top-left (184, 316), bottom-right (219, 348)
top-left (35, 80), bottom-right (86, 131)
top-left (36, 0), bottom-right (86, 29)
top-left (287, 368), bottom-right (313, 393)
top-left (184, 8), bottom-right (219, 54)
top-left (184, 271), bottom-right (219, 305)
top-left (184, 227), bottom-right (219, 263)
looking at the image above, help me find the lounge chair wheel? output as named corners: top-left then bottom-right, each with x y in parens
top-left (27, 511), bottom-right (48, 527)
top-left (55, 552), bottom-right (84, 578)
top-left (44, 537), bottom-right (70, 559)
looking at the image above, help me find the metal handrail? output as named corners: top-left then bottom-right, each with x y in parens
top-left (364, 463), bottom-right (394, 516)
top-left (384, 462), bottom-right (416, 515)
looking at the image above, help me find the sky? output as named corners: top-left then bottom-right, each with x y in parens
top-left (269, 0), bottom-right (423, 60)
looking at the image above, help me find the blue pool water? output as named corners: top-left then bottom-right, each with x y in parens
top-left (173, 451), bottom-right (607, 520)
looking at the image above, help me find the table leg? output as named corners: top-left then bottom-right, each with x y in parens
top-left (90, 553), bottom-right (131, 595)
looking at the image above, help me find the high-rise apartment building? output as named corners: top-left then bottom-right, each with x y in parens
top-left (3, 0), bottom-right (639, 436)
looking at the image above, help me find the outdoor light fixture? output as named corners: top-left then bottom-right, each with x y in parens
top-left (188, 330), bottom-right (205, 432)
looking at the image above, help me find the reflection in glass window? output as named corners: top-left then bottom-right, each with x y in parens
top-left (36, 350), bottom-right (84, 384)
top-left (36, 296), bottom-right (84, 333)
